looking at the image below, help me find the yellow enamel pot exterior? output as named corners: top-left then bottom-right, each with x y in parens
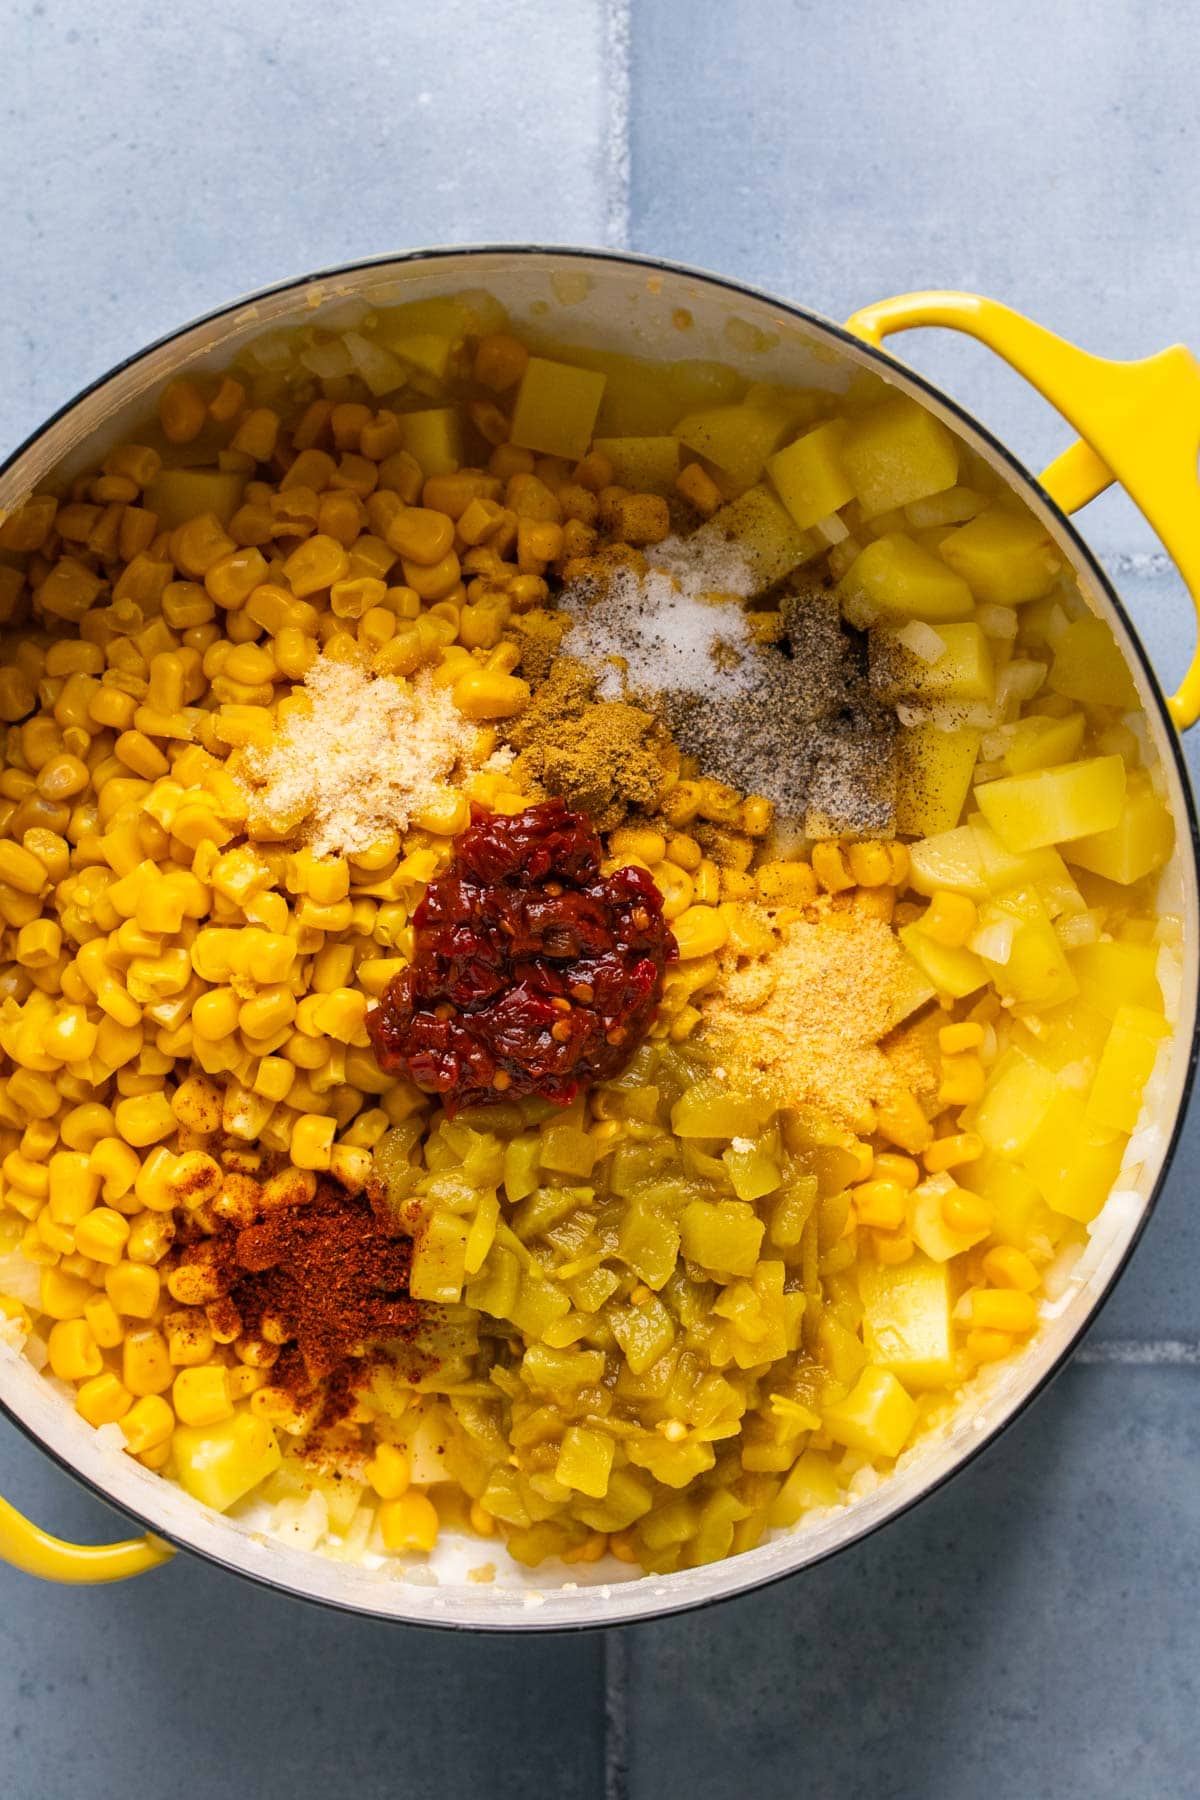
top-left (845, 290), bottom-right (1200, 729)
top-left (0, 249), bottom-right (1196, 1626)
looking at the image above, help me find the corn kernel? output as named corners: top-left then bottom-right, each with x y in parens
top-left (847, 841), bottom-right (894, 887)
top-left (965, 1328), bottom-right (1013, 1363)
top-left (981, 1246), bottom-right (1042, 1293)
top-left (675, 461), bottom-right (723, 517)
top-left (75, 1371), bottom-right (134, 1426)
top-left (366, 1441), bottom-right (412, 1500)
top-left (83, 1295), bottom-right (125, 1349)
top-left (48, 1318), bottom-right (104, 1381)
top-left (291, 1113), bottom-right (335, 1171)
top-left (923, 890), bottom-right (979, 949)
top-left (938, 1054), bottom-right (987, 1108)
top-left (173, 1365), bottom-right (234, 1427)
top-left (74, 1206), bottom-right (132, 1265)
top-left (941, 1187), bottom-right (995, 1237)
top-left (873, 1231), bottom-right (916, 1266)
top-left (811, 842), bottom-right (855, 894)
top-left (924, 1132), bottom-right (984, 1175)
top-left (852, 1179), bottom-right (908, 1231)
top-left (122, 1326), bottom-right (173, 1396)
top-left (968, 1288), bottom-right (1039, 1334)
top-left (120, 1394), bottom-right (175, 1454)
top-left (39, 1267), bottom-right (94, 1320)
top-left (875, 1091), bottom-right (933, 1155)
top-left (159, 378), bottom-right (208, 445)
top-left (938, 1021), bottom-right (986, 1054)
top-left (378, 1491), bottom-right (439, 1554)
top-left (105, 1261), bottom-right (161, 1319)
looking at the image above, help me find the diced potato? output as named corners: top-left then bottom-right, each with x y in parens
top-left (376, 291), bottom-right (505, 344)
top-left (510, 357), bottom-right (606, 461)
top-left (910, 1178), bottom-right (992, 1262)
top-left (386, 332), bottom-right (456, 381)
top-left (768, 1451), bottom-right (841, 1526)
top-left (1064, 772), bottom-right (1175, 884)
top-left (837, 533), bottom-right (974, 624)
top-left (975, 885), bottom-right (1078, 1008)
top-left (822, 1365), bottom-right (918, 1459)
top-left (968, 822), bottom-right (1080, 909)
top-left (1021, 999), bottom-right (1112, 1075)
top-left (409, 1209), bottom-right (470, 1304)
top-left (974, 755), bottom-right (1126, 853)
top-left (1086, 1003), bottom-right (1170, 1134)
top-left (938, 506), bottom-right (1062, 604)
top-left (841, 395), bottom-right (959, 517)
top-left (766, 420), bottom-right (855, 529)
top-left (1002, 712), bottom-right (1086, 775)
top-left (173, 1411), bottom-right (282, 1512)
top-left (591, 435), bottom-right (680, 493)
top-left (691, 484), bottom-right (818, 588)
top-left (895, 724), bottom-right (981, 836)
top-left (1047, 616), bottom-right (1138, 710)
top-left (395, 407), bottom-right (463, 476)
top-left (1072, 939), bottom-right (1162, 1019)
top-left (673, 391), bottom-right (801, 488)
top-left (898, 923), bottom-right (988, 1000)
top-left (971, 1154), bottom-right (1053, 1249)
top-left (907, 825), bottom-right (989, 899)
top-left (680, 1199), bottom-right (765, 1278)
top-left (1021, 1090), bottom-right (1126, 1223)
top-left (871, 621), bottom-right (995, 704)
top-left (144, 468), bottom-right (247, 530)
top-left (974, 1052), bottom-right (1060, 1156)
top-left (859, 1254), bottom-right (954, 1388)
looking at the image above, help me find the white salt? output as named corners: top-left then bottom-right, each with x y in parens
top-left (560, 534), bottom-right (756, 702)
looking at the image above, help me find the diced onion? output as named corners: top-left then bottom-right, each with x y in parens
top-left (342, 331), bottom-right (408, 397)
top-left (896, 620), bottom-right (947, 663)
top-left (0, 1253), bottom-right (42, 1308)
top-left (1055, 909), bottom-right (1101, 949)
top-left (896, 702), bottom-right (929, 728)
top-left (969, 917), bottom-right (1014, 964)
top-left (976, 603), bottom-right (1019, 640)
top-left (299, 339), bottom-right (355, 379)
top-left (812, 511), bottom-right (850, 546)
top-left (997, 659), bottom-right (1048, 705)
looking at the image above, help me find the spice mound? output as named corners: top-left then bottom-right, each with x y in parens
top-left (237, 657), bottom-right (491, 856)
top-left (703, 899), bottom-right (920, 1132)
top-left (505, 655), bottom-right (674, 832)
top-left (367, 799), bottom-right (677, 1110)
top-left (173, 1178), bottom-right (419, 1411)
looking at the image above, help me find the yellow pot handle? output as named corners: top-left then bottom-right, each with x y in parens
top-left (0, 1493), bottom-right (173, 1584)
top-left (844, 290), bottom-right (1200, 730)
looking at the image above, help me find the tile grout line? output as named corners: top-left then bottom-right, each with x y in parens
top-left (604, 1628), bottom-right (631, 1800)
top-left (1076, 1339), bottom-right (1200, 1365)
top-left (601, 0), bottom-right (631, 248)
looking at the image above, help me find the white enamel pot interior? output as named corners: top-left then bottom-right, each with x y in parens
top-left (1, 247), bottom-right (1196, 1630)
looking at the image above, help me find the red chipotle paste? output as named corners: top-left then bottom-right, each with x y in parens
top-left (366, 799), bottom-right (677, 1111)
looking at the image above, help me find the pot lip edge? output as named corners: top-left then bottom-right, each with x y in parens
top-left (2, 240), bottom-right (1197, 1630)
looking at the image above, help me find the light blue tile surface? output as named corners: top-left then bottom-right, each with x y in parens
top-left (0, 0), bottom-right (614, 453)
top-left (621, 1366), bottom-right (1200, 1800)
top-left (3, 0), bottom-right (1200, 1792)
